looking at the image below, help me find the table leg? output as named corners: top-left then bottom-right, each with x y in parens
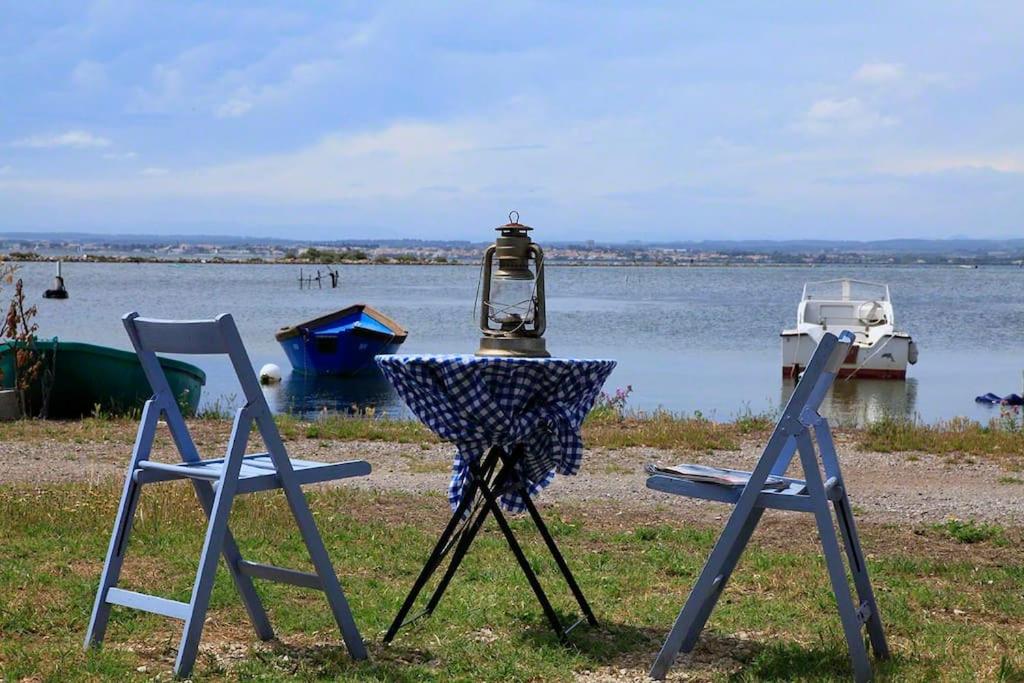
top-left (519, 493), bottom-right (598, 626)
top-left (383, 447), bottom-right (502, 643)
top-left (496, 446), bottom-right (598, 628)
top-left (386, 444), bottom-right (595, 643)
top-left (467, 457), bottom-right (567, 640)
top-left (423, 451), bottom-right (518, 614)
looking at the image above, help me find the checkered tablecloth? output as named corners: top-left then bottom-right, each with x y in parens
top-left (376, 355), bottom-right (616, 512)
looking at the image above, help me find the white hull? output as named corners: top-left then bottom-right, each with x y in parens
top-left (781, 331), bottom-right (916, 379)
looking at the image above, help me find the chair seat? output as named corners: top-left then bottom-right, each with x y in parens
top-left (136, 454), bottom-right (371, 494)
top-left (646, 467), bottom-right (841, 513)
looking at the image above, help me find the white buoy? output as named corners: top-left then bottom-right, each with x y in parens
top-left (259, 363), bottom-right (282, 384)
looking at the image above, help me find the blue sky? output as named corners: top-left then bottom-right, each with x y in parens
top-left (1, 2), bottom-right (1021, 241)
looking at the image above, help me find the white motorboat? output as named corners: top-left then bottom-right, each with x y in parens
top-left (781, 279), bottom-right (918, 379)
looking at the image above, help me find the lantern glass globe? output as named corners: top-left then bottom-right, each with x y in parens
top-left (487, 276), bottom-right (537, 327)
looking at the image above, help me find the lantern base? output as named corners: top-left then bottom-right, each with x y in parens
top-left (475, 336), bottom-right (550, 358)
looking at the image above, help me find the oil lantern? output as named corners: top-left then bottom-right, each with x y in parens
top-left (476, 211), bottom-right (549, 358)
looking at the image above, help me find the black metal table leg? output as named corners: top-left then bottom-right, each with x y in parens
top-left (423, 454), bottom-right (517, 614)
top-left (383, 447), bottom-right (502, 643)
top-left (385, 443), bottom-right (598, 643)
top-left (467, 457), bottom-right (567, 641)
top-left (496, 446), bottom-right (598, 628)
top-left (520, 493), bottom-right (598, 626)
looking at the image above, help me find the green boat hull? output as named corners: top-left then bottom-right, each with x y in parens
top-left (0, 339), bottom-right (205, 419)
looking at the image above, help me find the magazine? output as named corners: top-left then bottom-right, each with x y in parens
top-left (645, 463), bottom-right (790, 491)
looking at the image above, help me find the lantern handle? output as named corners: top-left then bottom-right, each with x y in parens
top-left (508, 210), bottom-right (519, 225)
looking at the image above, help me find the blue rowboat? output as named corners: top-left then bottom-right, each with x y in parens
top-left (275, 304), bottom-right (408, 376)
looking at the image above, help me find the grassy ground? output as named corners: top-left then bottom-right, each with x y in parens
top-left (1, 410), bottom-right (1021, 463)
top-left (2, 482), bottom-right (1024, 682)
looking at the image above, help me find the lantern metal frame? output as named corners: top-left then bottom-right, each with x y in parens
top-left (476, 212), bottom-right (549, 358)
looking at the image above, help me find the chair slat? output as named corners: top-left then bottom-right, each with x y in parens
top-left (128, 314), bottom-right (228, 355)
top-left (106, 588), bottom-right (190, 620)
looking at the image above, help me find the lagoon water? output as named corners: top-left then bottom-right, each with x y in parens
top-left (18, 260), bottom-right (1024, 426)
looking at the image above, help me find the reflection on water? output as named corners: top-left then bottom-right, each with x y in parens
top-left (780, 377), bottom-right (918, 425)
top-left (261, 368), bottom-right (406, 419)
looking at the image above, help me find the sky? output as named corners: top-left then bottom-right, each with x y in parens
top-left (1, 2), bottom-right (1022, 241)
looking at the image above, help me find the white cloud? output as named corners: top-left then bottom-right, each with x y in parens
top-left (215, 99), bottom-right (253, 118)
top-left (11, 130), bottom-right (112, 149)
top-left (133, 64), bottom-right (185, 113)
top-left (798, 97), bottom-right (897, 135)
top-left (853, 62), bottom-right (905, 85)
top-left (875, 155), bottom-right (1024, 175)
top-left (71, 60), bottom-right (109, 90)
top-left (103, 151), bottom-right (138, 160)
top-left (0, 111), bottom-right (672, 202)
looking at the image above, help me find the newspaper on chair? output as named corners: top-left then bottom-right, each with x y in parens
top-left (645, 463), bottom-right (789, 491)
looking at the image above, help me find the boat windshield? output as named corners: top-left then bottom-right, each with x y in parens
top-left (802, 279), bottom-right (889, 302)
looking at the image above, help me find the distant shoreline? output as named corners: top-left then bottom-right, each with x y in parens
top-left (2, 254), bottom-right (1022, 268)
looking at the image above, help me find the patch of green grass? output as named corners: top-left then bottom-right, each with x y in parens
top-left (582, 409), bottom-right (755, 452)
top-left (4, 409), bottom-right (1024, 471)
top-left (858, 415), bottom-right (1024, 459)
top-left (274, 413), bottom-right (438, 444)
top-left (998, 476), bottom-right (1024, 485)
top-left (934, 519), bottom-right (1006, 545)
top-left (2, 483), bottom-right (1023, 681)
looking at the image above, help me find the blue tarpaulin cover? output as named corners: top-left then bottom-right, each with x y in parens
top-left (975, 392), bottom-right (1024, 406)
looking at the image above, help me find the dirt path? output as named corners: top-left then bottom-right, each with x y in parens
top-left (4, 431), bottom-right (1021, 525)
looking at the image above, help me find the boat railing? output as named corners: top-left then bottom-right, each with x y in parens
top-left (801, 279), bottom-right (890, 303)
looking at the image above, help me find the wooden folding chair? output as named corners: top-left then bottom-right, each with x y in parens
top-left (84, 313), bottom-right (370, 677)
top-left (647, 331), bottom-right (889, 682)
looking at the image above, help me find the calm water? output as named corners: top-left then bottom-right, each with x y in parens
top-left (18, 261), bottom-right (1024, 426)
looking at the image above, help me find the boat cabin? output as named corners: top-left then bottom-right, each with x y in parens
top-left (797, 280), bottom-right (893, 334)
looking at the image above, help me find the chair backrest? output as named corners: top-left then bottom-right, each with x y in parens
top-left (783, 330), bottom-right (853, 418)
top-left (767, 330), bottom-right (854, 477)
top-left (123, 311), bottom-right (266, 411)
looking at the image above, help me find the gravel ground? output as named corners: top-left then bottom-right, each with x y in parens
top-left (4, 433), bottom-right (1022, 525)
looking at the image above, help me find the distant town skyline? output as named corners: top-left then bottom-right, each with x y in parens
top-left (1, 3), bottom-right (1021, 240)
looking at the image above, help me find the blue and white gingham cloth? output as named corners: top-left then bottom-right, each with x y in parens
top-left (376, 355), bottom-right (616, 513)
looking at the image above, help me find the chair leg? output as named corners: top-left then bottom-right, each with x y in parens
top-left (280, 482), bottom-right (367, 661)
top-left (175, 469), bottom-right (243, 675)
top-left (798, 434), bottom-right (873, 683)
top-left (84, 475), bottom-right (144, 648)
top-left (649, 507), bottom-right (764, 680)
top-left (253, 406), bottom-right (366, 661)
top-left (192, 481), bottom-right (273, 641)
top-left (679, 507), bottom-right (763, 653)
top-left (85, 401), bottom-right (159, 649)
top-left (834, 495), bottom-right (890, 659)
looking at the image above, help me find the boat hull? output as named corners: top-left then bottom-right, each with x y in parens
top-left (0, 340), bottom-right (205, 418)
top-left (276, 304), bottom-right (408, 376)
top-left (781, 332), bottom-right (914, 379)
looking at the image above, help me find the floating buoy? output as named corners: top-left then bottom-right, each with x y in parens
top-left (43, 261), bottom-right (69, 299)
top-left (259, 363), bottom-right (283, 384)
